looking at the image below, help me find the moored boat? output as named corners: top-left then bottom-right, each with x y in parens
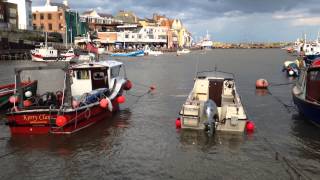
top-left (31, 45), bottom-right (78, 62)
top-left (5, 60), bottom-right (132, 134)
top-left (110, 50), bottom-right (145, 57)
top-left (179, 71), bottom-right (248, 134)
top-left (177, 49), bottom-right (191, 55)
top-left (292, 60), bottom-right (320, 126)
top-left (144, 46), bottom-right (163, 56)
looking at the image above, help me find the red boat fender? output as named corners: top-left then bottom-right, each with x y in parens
top-left (117, 96), bottom-right (126, 104)
top-left (9, 96), bottom-right (19, 104)
top-left (255, 79), bottom-right (269, 89)
top-left (176, 118), bottom-right (181, 129)
top-left (99, 98), bottom-right (108, 108)
top-left (56, 116), bottom-right (67, 127)
top-left (246, 121), bottom-right (255, 132)
top-left (23, 100), bottom-right (32, 107)
top-left (124, 80), bottom-right (133, 91)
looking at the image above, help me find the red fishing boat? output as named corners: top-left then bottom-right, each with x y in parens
top-left (6, 60), bottom-right (132, 134)
top-left (0, 81), bottom-right (37, 110)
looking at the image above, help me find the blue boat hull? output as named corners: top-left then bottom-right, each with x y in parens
top-left (111, 50), bottom-right (144, 57)
top-left (293, 93), bottom-right (320, 126)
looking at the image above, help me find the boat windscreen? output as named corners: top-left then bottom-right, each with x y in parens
top-left (20, 69), bottom-right (66, 95)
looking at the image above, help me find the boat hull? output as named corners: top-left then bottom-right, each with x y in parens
top-left (6, 101), bottom-right (119, 134)
top-left (31, 54), bottom-right (74, 62)
top-left (293, 93), bottom-right (320, 126)
top-left (110, 50), bottom-right (145, 57)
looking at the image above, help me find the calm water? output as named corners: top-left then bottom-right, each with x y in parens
top-left (0, 49), bottom-right (319, 179)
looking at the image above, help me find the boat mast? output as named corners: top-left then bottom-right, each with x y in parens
top-left (45, 32), bottom-right (48, 48)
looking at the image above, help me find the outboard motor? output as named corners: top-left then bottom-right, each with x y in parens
top-left (204, 99), bottom-right (218, 136)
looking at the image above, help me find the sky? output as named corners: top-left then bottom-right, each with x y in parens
top-left (32, 0), bottom-right (320, 42)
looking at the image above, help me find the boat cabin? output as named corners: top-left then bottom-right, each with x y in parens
top-left (32, 46), bottom-right (58, 58)
top-left (70, 61), bottom-right (124, 97)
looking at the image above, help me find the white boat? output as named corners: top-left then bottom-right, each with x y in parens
top-left (179, 71), bottom-right (247, 134)
top-left (177, 49), bottom-right (190, 55)
top-left (144, 46), bottom-right (163, 56)
top-left (200, 30), bottom-right (213, 49)
top-left (31, 45), bottom-right (77, 62)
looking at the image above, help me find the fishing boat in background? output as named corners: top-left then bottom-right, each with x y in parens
top-left (200, 30), bottom-right (213, 50)
top-left (144, 46), bottom-right (163, 56)
top-left (178, 70), bottom-right (249, 135)
top-left (5, 60), bottom-right (132, 134)
top-left (110, 50), bottom-right (145, 57)
top-left (177, 49), bottom-right (190, 55)
top-left (31, 45), bottom-right (78, 62)
top-left (282, 59), bottom-right (302, 76)
top-left (292, 59), bottom-right (320, 126)
top-left (0, 81), bottom-right (37, 110)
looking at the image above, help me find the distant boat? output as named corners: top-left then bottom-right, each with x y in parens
top-left (292, 59), bottom-right (320, 126)
top-left (31, 45), bottom-right (78, 62)
top-left (177, 49), bottom-right (190, 55)
top-left (282, 60), bottom-right (302, 76)
top-left (144, 46), bottom-right (163, 56)
top-left (31, 32), bottom-right (78, 62)
top-left (110, 50), bottom-right (145, 57)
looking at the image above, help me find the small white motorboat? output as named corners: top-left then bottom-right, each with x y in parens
top-left (179, 71), bottom-right (248, 134)
top-left (177, 49), bottom-right (191, 55)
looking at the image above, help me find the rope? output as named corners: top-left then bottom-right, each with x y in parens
top-left (266, 89), bottom-right (296, 113)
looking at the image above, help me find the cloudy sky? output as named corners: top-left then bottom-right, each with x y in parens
top-left (32, 0), bottom-right (320, 42)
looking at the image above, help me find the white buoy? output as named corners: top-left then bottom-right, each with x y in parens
top-left (289, 70), bottom-right (294, 76)
top-left (25, 91), bottom-right (32, 98)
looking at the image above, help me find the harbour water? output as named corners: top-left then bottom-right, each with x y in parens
top-left (0, 49), bottom-right (319, 179)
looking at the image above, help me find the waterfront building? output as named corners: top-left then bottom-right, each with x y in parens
top-left (114, 10), bottom-right (139, 24)
top-left (80, 9), bottom-right (123, 32)
top-left (3, 0), bottom-right (32, 30)
top-left (32, 0), bottom-right (69, 33)
top-left (171, 19), bottom-right (192, 48)
top-left (0, 1), bottom-right (18, 29)
top-left (32, 0), bottom-right (88, 44)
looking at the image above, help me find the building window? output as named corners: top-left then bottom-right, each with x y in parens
top-left (9, 8), bottom-right (17, 17)
top-left (33, 24), bottom-right (37, 30)
top-left (40, 23), bottom-right (44, 30)
top-left (59, 13), bottom-right (63, 20)
top-left (48, 13), bottom-right (52, 20)
top-left (59, 24), bottom-right (63, 30)
top-left (33, 14), bottom-right (36, 20)
top-left (125, 34), bottom-right (129, 38)
top-left (48, 23), bottom-right (52, 30)
top-left (40, 13), bottom-right (44, 20)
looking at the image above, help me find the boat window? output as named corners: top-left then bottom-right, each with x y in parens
top-left (309, 70), bottom-right (320, 81)
top-left (111, 66), bottom-right (120, 78)
top-left (93, 72), bottom-right (105, 80)
top-left (76, 70), bottom-right (90, 79)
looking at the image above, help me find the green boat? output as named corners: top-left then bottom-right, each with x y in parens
top-left (0, 80), bottom-right (38, 110)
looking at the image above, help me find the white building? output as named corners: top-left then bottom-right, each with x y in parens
top-left (5, 0), bottom-right (32, 30)
top-left (116, 25), bottom-right (168, 46)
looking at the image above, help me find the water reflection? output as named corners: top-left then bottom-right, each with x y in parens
top-left (255, 89), bottom-right (269, 96)
top-left (179, 129), bottom-right (245, 152)
top-left (291, 114), bottom-right (320, 155)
